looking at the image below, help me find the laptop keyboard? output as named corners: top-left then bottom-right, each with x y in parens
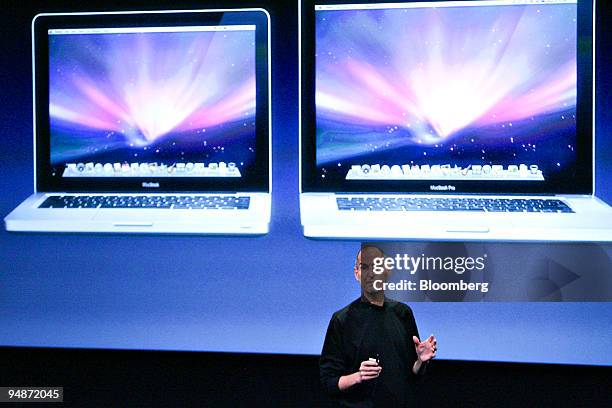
top-left (39, 195), bottom-right (250, 210)
top-left (336, 197), bottom-right (574, 213)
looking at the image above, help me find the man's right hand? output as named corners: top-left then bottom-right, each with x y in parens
top-left (338, 359), bottom-right (382, 391)
top-left (356, 359), bottom-right (382, 383)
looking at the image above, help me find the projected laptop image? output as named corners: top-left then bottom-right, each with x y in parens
top-left (5, 9), bottom-right (272, 234)
top-left (299, 0), bottom-right (612, 241)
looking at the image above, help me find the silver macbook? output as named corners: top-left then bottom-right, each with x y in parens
top-left (299, 0), bottom-right (612, 241)
top-left (5, 9), bottom-right (272, 234)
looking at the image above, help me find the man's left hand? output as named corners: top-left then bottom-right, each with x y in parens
top-left (413, 335), bottom-right (437, 363)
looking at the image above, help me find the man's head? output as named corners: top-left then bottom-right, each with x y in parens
top-left (354, 245), bottom-right (388, 295)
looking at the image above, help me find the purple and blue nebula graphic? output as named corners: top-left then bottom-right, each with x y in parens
top-left (316, 3), bottom-right (578, 181)
top-left (49, 28), bottom-right (256, 173)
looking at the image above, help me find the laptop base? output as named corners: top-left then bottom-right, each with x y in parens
top-left (5, 193), bottom-right (271, 235)
top-left (300, 194), bottom-right (612, 242)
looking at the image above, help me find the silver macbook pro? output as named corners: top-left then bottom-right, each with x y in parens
top-left (299, 0), bottom-right (612, 241)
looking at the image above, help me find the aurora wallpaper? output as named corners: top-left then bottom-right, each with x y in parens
top-left (316, 2), bottom-right (578, 182)
top-left (49, 28), bottom-right (256, 176)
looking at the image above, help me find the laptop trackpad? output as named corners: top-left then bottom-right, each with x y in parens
top-left (394, 213), bottom-right (492, 233)
top-left (446, 225), bottom-right (491, 234)
top-left (112, 221), bottom-right (154, 227)
top-left (446, 226), bottom-right (490, 233)
top-left (94, 212), bottom-right (156, 224)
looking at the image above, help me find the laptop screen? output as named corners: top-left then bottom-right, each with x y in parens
top-left (34, 10), bottom-right (270, 193)
top-left (308, 0), bottom-right (591, 193)
top-left (49, 25), bottom-right (255, 179)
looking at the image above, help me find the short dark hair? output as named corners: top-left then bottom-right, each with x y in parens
top-left (355, 245), bottom-right (385, 266)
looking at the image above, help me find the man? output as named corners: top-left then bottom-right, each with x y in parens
top-left (320, 245), bottom-right (437, 407)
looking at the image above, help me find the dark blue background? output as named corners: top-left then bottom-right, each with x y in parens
top-left (1, 1), bottom-right (610, 365)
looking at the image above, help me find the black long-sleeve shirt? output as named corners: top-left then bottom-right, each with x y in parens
top-left (320, 297), bottom-right (425, 407)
